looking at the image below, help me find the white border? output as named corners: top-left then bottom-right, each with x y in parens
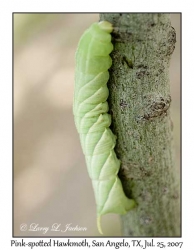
top-left (1, 0), bottom-right (193, 248)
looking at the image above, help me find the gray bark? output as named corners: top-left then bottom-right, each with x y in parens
top-left (99, 13), bottom-right (180, 237)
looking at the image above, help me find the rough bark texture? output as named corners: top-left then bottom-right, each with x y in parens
top-left (99, 13), bottom-right (180, 237)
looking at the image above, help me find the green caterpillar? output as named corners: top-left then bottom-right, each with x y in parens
top-left (73, 21), bottom-right (135, 234)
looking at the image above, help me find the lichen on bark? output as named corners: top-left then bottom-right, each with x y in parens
top-left (100, 13), bottom-right (180, 236)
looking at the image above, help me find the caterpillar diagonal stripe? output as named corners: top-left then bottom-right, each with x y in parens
top-left (73, 21), bottom-right (136, 234)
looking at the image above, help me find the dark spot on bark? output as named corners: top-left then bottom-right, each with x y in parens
top-left (135, 115), bottom-right (143, 123)
top-left (112, 28), bottom-right (132, 42)
top-left (120, 99), bottom-right (128, 109)
top-left (163, 187), bottom-right (169, 194)
top-left (111, 31), bottom-right (121, 41)
top-left (142, 95), bottom-right (171, 120)
top-left (140, 167), bottom-right (151, 177)
top-left (172, 192), bottom-right (179, 199)
top-left (122, 56), bottom-right (133, 69)
top-left (136, 68), bottom-right (150, 79)
top-left (170, 27), bottom-right (176, 40)
top-left (158, 68), bottom-right (164, 74)
top-left (136, 64), bottom-right (148, 69)
top-left (167, 27), bottom-right (176, 55)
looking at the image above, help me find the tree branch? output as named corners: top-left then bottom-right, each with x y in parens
top-left (100, 13), bottom-right (180, 237)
